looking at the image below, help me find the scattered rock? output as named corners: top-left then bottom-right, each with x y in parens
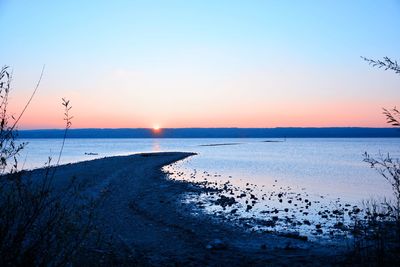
top-left (215, 195), bottom-right (236, 207)
top-left (230, 208), bottom-right (238, 214)
top-left (332, 209), bottom-right (343, 216)
top-left (334, 222), bottom-right (346, 230)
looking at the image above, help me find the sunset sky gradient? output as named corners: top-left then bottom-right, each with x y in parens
top-left (1, 0), bottom-right (399, 129)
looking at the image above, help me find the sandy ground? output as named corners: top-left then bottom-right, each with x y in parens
top-left (25, 152), bottom-right (347, 266)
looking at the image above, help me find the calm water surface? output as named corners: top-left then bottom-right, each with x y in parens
top-left (19, 138), bottom-right (400, 238)
top-left (19, 138), bottom-right (398, 201)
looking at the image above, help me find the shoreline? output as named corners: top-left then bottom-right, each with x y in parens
top-left (23, 152), bottom-right (345, 266)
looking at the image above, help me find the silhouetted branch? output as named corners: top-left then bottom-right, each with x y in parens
top-left (361, 56), bottom-right (400, 254)
top-left (10, 65), bottom-right (45, 132)
top-left (0, 66), bottom-right (26, 173)
top-left (0, 65), bottom-right (99, 266)
top-left (383, 107), bottom-right (400, 127)
top-left (361, 56), bottom-right (400, 75)
top-left (54, 98), bottom-right (72, 172)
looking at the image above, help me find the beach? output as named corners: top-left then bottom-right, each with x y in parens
top-left (4, 1), bottom-right (399, 265)
top-left (22, 151), bottom-right (347, 266)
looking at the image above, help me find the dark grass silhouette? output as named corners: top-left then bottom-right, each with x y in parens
top-left (363, 57), bottom-right (400, 230)
top-left (0, 66), bottom-right (104, 266)
top-left (343, 57), bottom-right (400, 266)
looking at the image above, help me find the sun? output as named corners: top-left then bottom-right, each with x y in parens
top-left (153, 124), bottom-right (161, 131)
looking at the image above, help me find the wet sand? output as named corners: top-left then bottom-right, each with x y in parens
top-left (24, 152), bottom-right (346, 266)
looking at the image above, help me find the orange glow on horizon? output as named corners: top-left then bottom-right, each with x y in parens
top-left (152, 125), bottom-right (161, 134)
top-left (3, 1), bottom-right (399, 131)
top-left (8, 93), bottom-right (397, 130)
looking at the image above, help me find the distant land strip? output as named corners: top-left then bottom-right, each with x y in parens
top-left (17, 128), bottom-right (400, 139)
top-left (198, 143), bottom-right (242, 147)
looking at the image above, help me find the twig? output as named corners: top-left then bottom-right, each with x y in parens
top-left (10, 65), bottom-right (45, 132)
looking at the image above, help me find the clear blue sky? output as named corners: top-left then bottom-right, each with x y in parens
top-left (1, 0), bottom-right (399, 128)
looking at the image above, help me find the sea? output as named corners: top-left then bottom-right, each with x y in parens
top-left (17, 138), bottom-right (400, 240)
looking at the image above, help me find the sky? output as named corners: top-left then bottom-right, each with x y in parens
top-left (1, 0), bottom-right (399, 129)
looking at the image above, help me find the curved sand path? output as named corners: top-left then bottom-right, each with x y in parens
top-left (25, 152), bottom-right (345, 266)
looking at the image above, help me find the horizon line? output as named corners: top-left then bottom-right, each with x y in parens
top-left (19, 126), bottom-right (398, 131)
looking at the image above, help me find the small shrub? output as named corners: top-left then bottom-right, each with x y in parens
top-left (345, 57), bottom-right (400, 265)
top-left (0, 65), bottom-right (97, 266)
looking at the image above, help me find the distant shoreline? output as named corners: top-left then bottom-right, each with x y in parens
top-left (17, 127), bottom-right (400, 139)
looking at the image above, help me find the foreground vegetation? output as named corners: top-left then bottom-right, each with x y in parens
top-left (342, 57), bottom-right (400, 265)
top-left (0, 66), bottom-right (99, 266)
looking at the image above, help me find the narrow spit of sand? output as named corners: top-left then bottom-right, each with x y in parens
top-left (23, 152), bottom-right (343, 266)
